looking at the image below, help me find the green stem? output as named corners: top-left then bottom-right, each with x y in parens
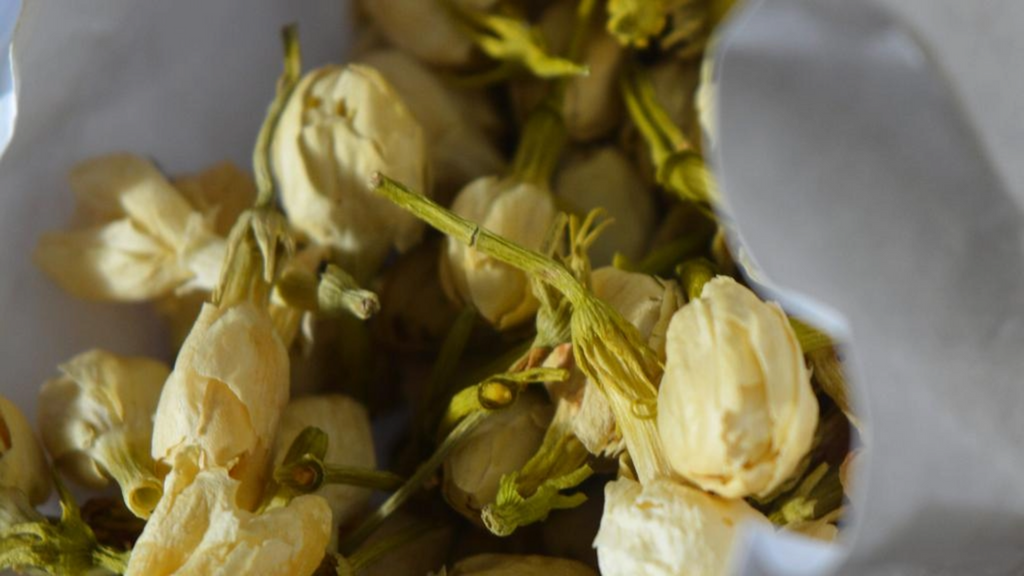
top-left (322, 465), bottom-right (405, 492)
top-left (372, 174), bottom-right (586, 303)
top-left (419, 306), bottom-right (479, 439)
top-left (510, 102), bottom-right (567, 186)
top-left (676, 258), bottom-right (717, 300)
top-left (789, 317), bottom-right (834, 355)
top-left (254, 24), bottom-right (303, 208)
top-left (339, 411), bottom-right (491, 554)
top-left (343, 521), bottom-right (437, 575)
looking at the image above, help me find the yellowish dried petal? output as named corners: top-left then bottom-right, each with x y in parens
top-left (450, 553), bottom-right (596, 575)
top-left (34, 153), bottom-right (225, 301)
top-left (444, 391), bottom-right (553, 524)
top-left (595, 477), bottom-right (769, 576)
top-left (127, 459), bottom-right (330, 576)
top-left (657, 277), bottom-right (818, 498)
top-left (784, 517), bottom-right (839, 542)
top-left (357, 49), bottom-right (505, 199)
top-left (152, 302), bottom-right (290, 510)
top-left (556, 152), bottom-right (655, 267)
top-left (441, 177), bottom-right (557, 329)
top-left (174, 162), bottom-right (257, 237)
top-left (38, 350), bottom-right (168, 517)
top-left (271, 395), bottom-right (375, 547)
top-left (272, 64), bottom-right (430, 279)
top-left (359, 0), bottom-right (498, 67)
top-left (0, 395), bottom-right (51, 505)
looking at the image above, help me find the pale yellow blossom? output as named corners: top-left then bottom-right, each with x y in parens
top-left (127, 454), bottom-right (330, 576)
top-left (152, 301), bottom-right (290, 510)
top-left (657, 276), bottom-right (818, 498)
top-left (441, 177), bottom-right (557, 329)
top-left (34, 154), bottom-right (225, 301)
top-left (272, 64), bottom-right (429, 279)
top-left (595, 477), bottom-right (769, 576)
top-left (38, 349), bottom-right (168, 517)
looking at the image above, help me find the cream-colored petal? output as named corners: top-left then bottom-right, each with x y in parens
top-left (594, 477), bottom-right (769, 576)
top-left (35, 221), bottom-right (193, 301)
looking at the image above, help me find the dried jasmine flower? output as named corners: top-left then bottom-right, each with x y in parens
top-left (272, 64), bottom-right (430, 280)
top-left (34, 154), bottom-right (226, 301)
top-left (594, 476), bottom-right (769, 576)
top-left (357, 49), bottom-right (506, 200)
top-left (555, 149), bottom-right (656, 267)
top-left (38, 350), bottom-right (169, 518)
top-left (444, 389), bottom-right (554, 525)
top-left (360, 0), bottom-right (499, 68)
top-left (126, 453), bottom-right (331, 576)
top-left (657, 276), bottom-right (819, 498)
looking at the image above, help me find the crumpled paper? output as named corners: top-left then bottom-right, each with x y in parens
top-left (714, 0), bottom-right (1024, 574)
top-left (2, 1), bottom-right (1024, 575)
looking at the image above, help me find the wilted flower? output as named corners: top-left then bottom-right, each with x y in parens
top-left (572, 267), bottom-right (681, 456)
top-left (357, 49), bottom-right (505, 200)
top-left (444, 390), bottom-right (553, 524)
top-left (34, 154), bottom-right (225, 301)
top-left (555, 148), bottom-right (655, 267)
top-left (0, 395), bottom-right (51, 505)
top-left (657, 276), bottom-right (818, 498)
top-left (0, 487), bottom-right (44, 530)
top-left (441, 177), bottom-right (557, 329)
top-left (127, 454), bottom-right (330, 576)
top-left (450, 553), bottom-right (597, 575)
top-left (151, 300), bottom-right (290, 510)
top-left (38, 349), bottom-right (169, 518)
top-left (271, 395), bottom-right (376, 545)
top-left (271, 64), bottom-right (430, 279)
top-left (594, 477), bottom-right (769, 576)
top-left (359, 0), bottom-right (498, 67)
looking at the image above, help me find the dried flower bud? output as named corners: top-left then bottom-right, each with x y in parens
top-left (441, 177), bottom-right (557, 329)
top-left (360, 513), bottom-right (453, 576)
top-left (573, 268), bottom-right (682, 456)
top-left (127, 456), bottom-right (330, 576)
top-left (359, 0), bottom-right (498, 67)
top-left (152, 301), bottom-right (290, 510)
top-left (444, 391), bottom-right (553, 524)
top-left (271, 395), bottom-right (375, 544)
top-left (38, 350), bottom-right (168, 518)
top-left (657, 277), bottom-right (818, 498)
top-left (649, 59), bottom-right (702, 147)
top-left (0, 395), bottom-right (51, 504)
top-left (535, 2), bottom-right (624, 142)
top-left (555, 148), bottom-right (654, 267)
top-left (357, 50), bottom-right (505, 200)
top-left (35, 154), bottom-right (225, 301)
top-left (272, 64), bottom-right (430, 279)
top-left (595, 477), bottom-right (769, 576)
top-left (450, 554), bottom-right (597, 575)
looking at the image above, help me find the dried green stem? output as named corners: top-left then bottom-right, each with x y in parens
top-left (255, 24), bottom-right (303, 207)
top-left (676, 258), bottom-right (717, 300)
top-left (339, 410), bottom-right (492, 554)
top-left (373, 174), bottom-right (585, 303)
